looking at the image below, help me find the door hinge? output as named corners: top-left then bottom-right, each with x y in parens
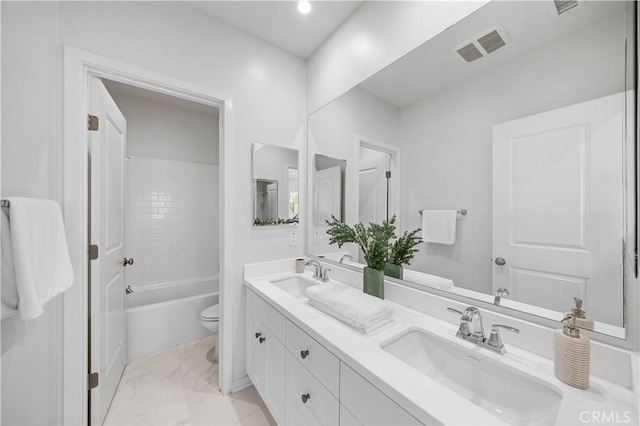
top-left (88, 114), bottom-right (99, 131)
top-left (88, 372), bottom-right (99, 390)
top-left (89, 244), bottom-right (99, 260)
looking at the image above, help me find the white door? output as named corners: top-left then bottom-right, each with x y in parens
top-left (314, 165), bottom-right (342, 224)
top-left (492, 93), bottom-right (625, 326)
top-left (358, 153), bottom-right (389, 225)
top-left (89, 77), bottom-right (128, 424)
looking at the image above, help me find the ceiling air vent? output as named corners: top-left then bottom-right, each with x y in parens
top-left (456, 25), bottom-right (509, 63)
top-left (457, 43), bottom-right (484, 63)
top-left (554, 0), bottom-right (579, 15)
top-left (477, 30), bottom-right (506, 54)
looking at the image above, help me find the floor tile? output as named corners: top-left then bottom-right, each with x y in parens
top-left (105, 336), bottom-right (273, 426)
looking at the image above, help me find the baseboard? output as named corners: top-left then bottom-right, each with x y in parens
top-left (231, 375), bottom-right (252, 393)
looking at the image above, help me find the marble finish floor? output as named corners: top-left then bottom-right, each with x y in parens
top-left (104, 336), bottom-right (276, 425)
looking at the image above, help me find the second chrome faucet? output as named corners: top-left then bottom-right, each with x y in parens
top-left (305, 259), bottom-right (330, 282)
top-left (447, 306), bottom-right (519, 355)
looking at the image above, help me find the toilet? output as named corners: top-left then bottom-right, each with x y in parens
top-left (201, 304), bottom-right (220, 362)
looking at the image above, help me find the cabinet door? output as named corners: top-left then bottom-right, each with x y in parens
top-left (246, 313), bottom-right (266, 395)
top-left (264, 327), bottom-right (286, 424)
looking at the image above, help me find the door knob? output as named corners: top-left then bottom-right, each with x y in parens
top-left (494, 257), bottom-right (506, 266)
top-left (301, 393), bottom-right (310, 403)
top-left (300, 350), bottom-right (309, 359)
top-left (122, 258), bottom-right (134, 267)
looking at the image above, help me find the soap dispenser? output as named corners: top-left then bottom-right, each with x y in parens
top-left (566, 297), bottom-right (594, 331)
top-left (553, 313), bottom-right (590, 389)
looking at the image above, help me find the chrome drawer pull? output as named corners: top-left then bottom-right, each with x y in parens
top-left (255, 332), bottom-right (262, 339)
top-left (301, 393), bottom-right (310, 403)
top-left (259, 337), bottom-right (266, 343)
top-left (300, 350), bottom-right (309, 359)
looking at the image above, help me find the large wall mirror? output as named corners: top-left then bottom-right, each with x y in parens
top-left (253, 143), bottom-right (299, 226)
top-left (307, 1), bottom-right (636, 338)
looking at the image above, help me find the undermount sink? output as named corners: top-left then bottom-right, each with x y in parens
top-left (269, 276), bottom-right (318, 298)
top-left (381, 328), bottom-right (562, 425)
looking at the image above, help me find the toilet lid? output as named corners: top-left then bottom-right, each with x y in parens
top-left (201, 304), bottom-right (220, 320)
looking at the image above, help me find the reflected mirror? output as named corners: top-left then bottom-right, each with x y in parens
top-left (307, 1), bottom-right (636, 337)
top-left (253, 143), bottom-right (299, 226)
top-left (313, 154), bottom-right (346, 224)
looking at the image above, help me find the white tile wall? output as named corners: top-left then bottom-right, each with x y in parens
top-left (126, 156), bottom-right (219, 290)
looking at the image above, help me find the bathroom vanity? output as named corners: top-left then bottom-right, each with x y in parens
top-left (244, 260), bottom-right (638, 425)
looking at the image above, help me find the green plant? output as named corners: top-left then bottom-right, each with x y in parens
top-left (253, 214), bottom-right (298, 226)
top-left (325, 216), bottom-right (397, 270)
top-left (389, 228), bottom-right (423, 266)
top-left (325, 215), bottom-right (423, 269)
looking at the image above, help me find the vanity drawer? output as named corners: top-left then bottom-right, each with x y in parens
top-left (247, 288), bottom-right (285, 344)
top-left (286, 351), bottom-right (339, 425)
top-left (340, 362), bottom-right (422, 426)
top-left (286, 320), bottom-right (340, 397)
top-left (340, 404), bottom-right (362, 426)
top-left (286, 395), bottom-right (310, 426)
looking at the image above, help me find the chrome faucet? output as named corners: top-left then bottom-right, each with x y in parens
top-left (339, 254), bottom-right (354, 264)
top-left (447, 306), bottom-right (519, 354)
top-left (305, 260), bottom-right (321, 278)
top-left (486, 324), bottom-right (520, 355)
top-left (305, 260), bottom-right (330, 282)
top-left (494, 287), bottom-right (510, 305)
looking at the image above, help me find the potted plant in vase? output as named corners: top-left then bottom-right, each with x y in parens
top-left (325, 216), bottom-right (397, 299)
top-left (384, 228), bottom-right (423, 280)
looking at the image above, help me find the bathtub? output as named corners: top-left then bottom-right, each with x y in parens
top-left (126, 277), bottom-right (219, 359)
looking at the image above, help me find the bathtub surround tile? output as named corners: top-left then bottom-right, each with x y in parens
top-left (105, 336), bottom-right (272, 426)
top-left (126, 156), bottom-right (219, 292)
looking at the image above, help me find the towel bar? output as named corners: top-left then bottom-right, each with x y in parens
top-left (0, 200), bottom-right (9, 208)
top-left (419, 209), bottom-right (467, 216)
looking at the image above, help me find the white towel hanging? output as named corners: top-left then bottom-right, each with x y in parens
top-left (5, 197), bottom-right (74, 320)
top-left (421, 210), bottom-right (458, 245)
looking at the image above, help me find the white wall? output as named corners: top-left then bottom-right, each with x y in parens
top-left (400, 14), bottom-right (627, 295)
top-left (1, 3), bottom-right (63, 425)
top-left (307, 86), bottom-right (400, 256)
top-left (1, 2), bottom-right (306, 424)
top-left (108, 89), bottom-right (219, 165)
top-left (307, 1), bottom-right (488, 113)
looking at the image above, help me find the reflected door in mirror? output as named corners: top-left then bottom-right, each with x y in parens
top-left (492, 93), bottom-right (624, 326)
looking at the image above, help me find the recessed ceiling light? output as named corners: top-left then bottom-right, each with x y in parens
top-left (298, 1), bottom-right (311, 14)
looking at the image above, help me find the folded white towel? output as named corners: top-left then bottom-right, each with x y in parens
top-left (1, 207), bottom-right (18, 319)
top-left (306, 283), bottom-right (392, 333)
top-left (421, 210), bottom-right (457, 245)
top-left (6, 197), bottom-right (74, 320)
top-left (402, 269), bottom-right (454, 291)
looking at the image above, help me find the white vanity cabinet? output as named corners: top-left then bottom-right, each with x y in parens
top-left (246, 288), bottom-right (423, 426)
top-left (246, 292), bottom-right (286, 425)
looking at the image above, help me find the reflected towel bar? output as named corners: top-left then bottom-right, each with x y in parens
top-left (419, 209), bottom-right (467, 216)
top-left (0, 200), bottom-right (9, 208)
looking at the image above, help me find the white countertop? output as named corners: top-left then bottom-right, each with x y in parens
top-left (244, 267), bottom-right (637, 425)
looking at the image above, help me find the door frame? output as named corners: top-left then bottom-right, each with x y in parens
top-left (62, 46), bottom-right (233, 425)
top-left (353, 135), bottom-right (402, 227)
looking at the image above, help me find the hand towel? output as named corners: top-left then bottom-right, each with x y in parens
top-left (421, 210), bottom-right (457, 245)
top-left (402, 269), bottom-right (454, 291)
top-left (306, 283), bottom-right (392, 333)
top-left (1, 207), bottom-right (18, 319)
top-left (7, 197), bottom-right (74, 320)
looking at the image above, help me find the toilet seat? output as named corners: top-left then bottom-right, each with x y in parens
top-left (201, 304), bottom-right (219, 322)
